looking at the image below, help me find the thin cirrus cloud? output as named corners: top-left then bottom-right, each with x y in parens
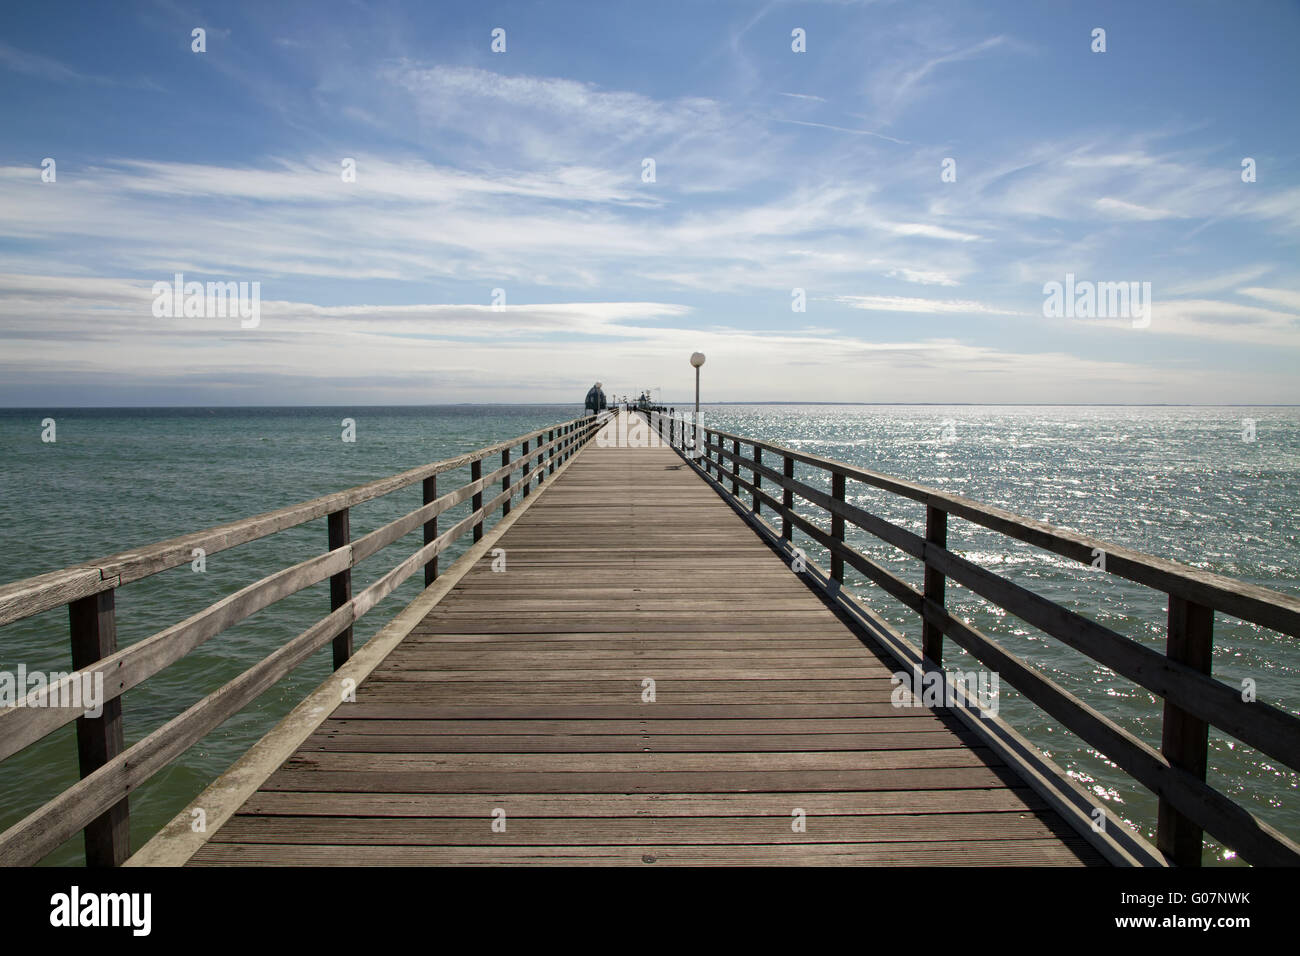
top-left (0, 275), bottom-right (1256, 405)
top-left (887, 268), bottom-right (960, 287)
top-left (1238, 287), bottom-right (1300, 313)
top-left (1143, 299), bottom-right (1300, 347)
top-left (833, 294), bottom-right (1021, 315)
top-left (0, 273), bottom-right (692, 340)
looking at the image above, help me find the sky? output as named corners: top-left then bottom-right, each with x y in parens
top-left (0, 0), bottom-right (1298, 406)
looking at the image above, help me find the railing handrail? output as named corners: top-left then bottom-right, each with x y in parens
top-left (0, 414), bottom-right (596, 629)
top-left (691, 420), bottom-right (1300, 637)
top-left (657, 411), bottom-right (1300, 867)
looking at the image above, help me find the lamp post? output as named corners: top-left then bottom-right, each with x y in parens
top-left (690, 352), bottom-right (705, 456)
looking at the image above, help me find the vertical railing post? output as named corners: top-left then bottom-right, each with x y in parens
top-left (731, 438), bottom-right (739, 496)
top-left (501, 448), bottom-right (512, 516)
top-left (921, 505), bottom-right (948, 667)
top-left (522, 439), bottom-right (531, 498)
top-left (328, 508), bottom-right (352, 669)
top-left (423, 475), bottom-right (438, 587)
top-left (782, 456), bottom-right (793, 541)
top-left (548, 429), bottom-right (556, 475)
top-left (754, 446), bottom-right (762, 515)
top-left (830, 472), bottom-right (845, 583)
top-left (471, 458), bottom-right (484, 542)
top-left (69, 590), bottom-right (128, 867)
top-left (1157, 596), bottom-right (1213, 866)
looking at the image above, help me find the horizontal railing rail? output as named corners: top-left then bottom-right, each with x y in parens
top-left (0, 413), bottom-right (607, 866)
top-left (653, 411), bottom-right (1300, 867)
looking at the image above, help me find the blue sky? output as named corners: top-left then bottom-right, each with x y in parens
top-left (1, 0), bottom-right (1298, 405)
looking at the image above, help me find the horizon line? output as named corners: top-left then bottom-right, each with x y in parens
top-left (3, 402), bottom-right (1299, 410)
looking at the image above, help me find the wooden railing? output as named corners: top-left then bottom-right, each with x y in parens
top-left (0, 414), bottom-right (605, 866)
top-left (654, 412), bottom-right (1300, 867)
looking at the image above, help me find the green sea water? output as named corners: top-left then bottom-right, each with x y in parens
top-left (0, 404), bottom-right (1296, 865)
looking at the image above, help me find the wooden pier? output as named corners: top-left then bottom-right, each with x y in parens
top-left (2, 410), bottom-right (1298, 867)
top-left (179, 436), bottom-right (1101, 866)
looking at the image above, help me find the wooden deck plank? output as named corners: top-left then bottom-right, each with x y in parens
top-left (313, 717), bottom-right (957, 734)
top-left (237, 788), bottom-right (1052, 816)
top-left (189, 414), bottom-right (1105, 867)
top-left (255, 767), bottom-right (1029, 794)
top-left (208, 812), bottom-right (1079, 846)
top-left (301, 731), bottom-right (979, 752)
top-left (274, 748), bottom-right (1006, 772)
top-left (324, 703), bottom-right (962, 719)
top-left (188, 840), bottom-right (1096, 866)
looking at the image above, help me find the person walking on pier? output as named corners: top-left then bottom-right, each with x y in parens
top-left (584, 381), bottom-right (607, 416)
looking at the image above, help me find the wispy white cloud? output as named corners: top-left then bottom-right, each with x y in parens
top-left (1148, 299), bottom-right (1300, 347)
top-left (833, 294), bottom-right (1019, 315)
top-left (887, 268), bottom-right (960, 287)
top-left (0, 39), bottom-right (162, 90)
top-left (881, 221), bottom-right (981, 242)
top-left (1061, 297), bottom-right (1300, 347)
top-left (1094, 197), bottom-right (1182, 221)
top-left (769, 117), bottom-right (910, 144)
top-left (1166, 266), bottom-right (1275, 296)
top-left (865, 35), bottom-right (1016, 123)
top-left (0, 272), bottom-right (691, 340)
top-left (0, 40), bottom-right (105, 84)
top-left (3, 272), bottom-right (1271, 404)
top-left (1237, 287), bottom-right (1300, 313)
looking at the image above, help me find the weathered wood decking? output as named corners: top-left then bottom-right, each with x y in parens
top-left (186, 421), bottom-right (1104, 865)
